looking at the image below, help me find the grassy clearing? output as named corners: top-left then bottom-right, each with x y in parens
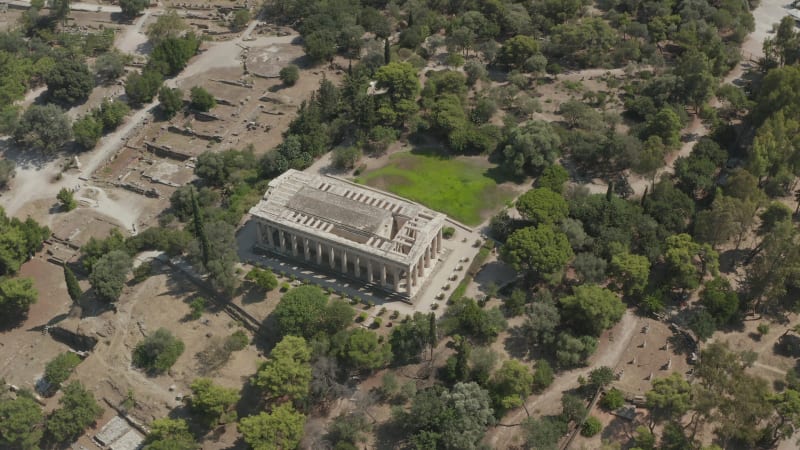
top-left (356, 151), bottom-right (517, 226)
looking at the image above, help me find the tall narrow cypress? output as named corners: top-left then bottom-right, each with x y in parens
top-left (190, 187), bottom-right (210, 266)
top-left (384, 39), bottom-right (391, 65)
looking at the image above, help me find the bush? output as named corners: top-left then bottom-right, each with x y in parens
top-left (279, 64), bottom-right (300, 86)
top-left (758, 323), bottom-right (770, 335)
top-left (158, 86), bottom-right (183, 118)
top-left (600, 388), bottom-right (624, 411)
top-left (356, 312), bottom-right (367, 323)
top-left (580, 416), bottom-right (602, 437)
top-left (44, 352), bottom-right (82, 394)
top-left (532, 360), bottom-right (554, 392)
top-left (189, 297), bottom-right (206, 320)
top-left (225, 330), bottom-right (249, 351)
top-left (230, 9), bottom-right (251, 30)
top-left (132, 328), bottom-right (185, 374)
top-left (125, 69), bottom-right (163, 106)
top-left (372, 318), bottom-right (383, 328)
top-left (280, 282), bottom-right (291, 292)
top-left (190, 86), bottom-right (216, 112)
top-left (245, 267), bottom-right (278, 291)
top-left (442, 227), bottom-right (456, 239)
top-left (131, 261), bottom-right (153, 284)
top-left (57, 188), bottom-right (77, 211)
top-left (332, 146), bottom-right (362, 170)
top-left (72, 115), bottom-right (103, 149)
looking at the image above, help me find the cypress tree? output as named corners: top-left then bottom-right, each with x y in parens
top-left (190, 187), bottom-right (210, 266)
top-left (384, 39), bottom-right (391, 65)
top-left (64, 265), bottom-right (82, 302)
top-left (428, 312), bottom-right (437, 359)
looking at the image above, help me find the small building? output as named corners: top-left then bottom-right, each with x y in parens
top-left (248, 169), bottom-right (446, 298)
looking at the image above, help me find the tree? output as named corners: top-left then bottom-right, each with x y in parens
top-left (0, 394), bottom-right (43, 450)
top-left (72, 115), bottom-right (103, 149)
top-left (44, 352), bottom-right (81, 394)
top-left (0, 159), bottom-right (15, 189)
top-left (441, 297), bottom-right (507, 343)
top-left (700, 277), bottom-right (739, 325)
top-left (645, 373), bottom-right (692, 430)
top-left (560, 285), bottom-right (624, 337)
top-left (536, 165), bottom-right (569, 193)
top-left (522, 416), bottom-right (567, 450)
top-left (555, 332), bottom-right (597, 368)
top-left (398, 382), bottom-right (495, 450)
top-left (674, 49), bottom-right (716, 112)
top-left (239, 404), bottom-right (305, 450)
top-left (273, 285), bottom-right (327, 337)
top-left (561, 393), bottom-right (588, 423)
top-left (244, 267), bottom-right (277, 291)
top-left (303, 30), bottom-right (337, 62)
top-left (132, 328), bottom-right (185, 374)
top-left (533, 360), bottom-right (554, 392)
top-left (94, 51), bottom-right (128, 83)
top-left (46, 382), bottom-right (102, 444)
top-left (389, 312), bottom-right (432, 364)
top-left (63, 265), bottom-right (81, 302)
top-left (230, 9), bottom-right (250, 31)
top-left (125, 70), bottom-right (163, 106)
top-left (253, 335), bottom-right (312, 401)
top-left (189, 378), bottom-right (239, 427)
top-left (601, 388), bottom-right (624, 411)
top-left (573, 252), bottom-right (607, 283)
top-left (328, 411), bottom-right (372, 447)
top-left (57, 188), bottom-right (77, 211)
top-left (490, 359), bottom-right (534, 412)
top-left (645, 107), bottom-right (682, 149)
top-left (498, 35), bottom-right (539, 68)
top-left (502, 224), bottom-right (573, 276)
top-left (664, 233), bottom-right (718, 291)
top-left (147, 10), bottom-right (188, 46)
top-left (143, 418), bottom-right (196, 450)
top-left (14, 104), bottom-right (72, 153)
top-left (608, 250), bottom-right (650, 297)
top-left (578, 416), bottom-right (601, 437)
top-left (338, 328), bottom-right (392, 372)
top-left (89, 250), bottom-right (132, 302)
top-left (189, 86), bottom-right (215, 112)
top-left (120, 0), bottom-right (148, 18)
top-left (0, 277), bottom-right (38, 320)
top-left (523, 296), bottom-right (560, 349)
top-left (148, 34), bottom-right (200, 76)
top-left (48, 0), bottom-right (70, 24)
top-left (279, 64), bottom-right (300, 86)
top-left (158, 86), bottom-right (183, 118)
top-left (516, 188), bottom-right (568, 225)
top-left (643, 180), bottom-right (695, 233)
top-left (45, 59), bottom-right (94, 105)
top-left (502, 120), bottom-right (562, 176)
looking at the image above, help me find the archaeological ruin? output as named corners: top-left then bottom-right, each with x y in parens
top-left (248, 169), bottom-right (446, 297)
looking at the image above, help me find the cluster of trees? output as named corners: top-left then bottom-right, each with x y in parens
top-left (0, 208), bottom-right (48, 325)
top-left (73, 99), bottom-right (130, 149)
top-left (0, 382), bottom-right (102, 449)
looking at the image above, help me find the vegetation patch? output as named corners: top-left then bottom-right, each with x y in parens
top-left (357, 152), bottom-right (516, 226)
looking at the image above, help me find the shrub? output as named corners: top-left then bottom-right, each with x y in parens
top-left (532, 360), bottom-right (554, 392)
top-left (372, 318), bottom-right (383, 328)
top-left (230, 9), bottom-right (251, 31)
top-left (245, 267), bottom-right (278, 291)
top-left (57, 188), bottom-right (77, 211)
top-left (757, 323), bottom-right (770, 335)
top-left (600, 388), bottom-right (624, 411)
top-left (132, 328), bottom-right (185, 374)
top-left (356, 312), bottom-right (367, 323)
top-left (190, 86), bottom-right (216, 112)
top-left (131, 261), bottom-right (153, 284)
top-left (189, 297), bottom-right (206, 320)
top-left (279, 64), bottom-right (300, 86)
top-left (280, 282), bottom-right (291, 292)
top-left (580, 416), bottom-right (602, 437)
top-left (442, 226), bottom-right (455, 239)
top-left (44, 352), bottom-right (82, 394)
top-left (225, 330), bottom-right (249, 351)
top-left (64, 265), bottom-right (82, 302)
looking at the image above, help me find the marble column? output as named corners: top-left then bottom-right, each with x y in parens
top-left (265, 224), bottom-right (274, 247)
top-left (279, 229), bottom-right (286, 252)
top-left (411, 265), bottom-right (417, 287)
top-left (367, 260), bottom-right (373, 282)
top-left (380, 264), bottom-right (387, 286)
top-left (291, 234), bottom-right (298, 257)
top-left (417, 257), bottom-right (424, 276)
top-left (329, 246), bottom-right (336, 268)
top-left (255, 223), bottom-right (263, 245)
top-left (424, 245), bottom-right (431, 267)
top-left (436, 229), bottom-right (443, 253)
top-left (316, 243), bottom-right (323, 265)
top-left (355, 255), bottom-right (361, 278)
top-left (393, 268), bottom-right (401, 291)
top-left (303, 238), bottom-right (310, 261)
top-left (341, 250), bottom-right (348, 274)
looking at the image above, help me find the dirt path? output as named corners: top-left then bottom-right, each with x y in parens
top-left (484, 310), bottom-right (640, 449)
top-left (115, 8), bottom-right (156, 56)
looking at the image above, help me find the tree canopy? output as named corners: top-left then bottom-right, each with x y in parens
top-left (238, 404), bottom-right (306, 450)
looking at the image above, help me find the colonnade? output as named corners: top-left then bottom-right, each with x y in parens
top-left (256, 220), bottom-right (443, 294)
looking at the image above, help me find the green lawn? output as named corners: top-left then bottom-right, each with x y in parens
top-left (356, 152), bottom-right (518, 226)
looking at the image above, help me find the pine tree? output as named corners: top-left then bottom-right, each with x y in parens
top-left (64, 265), bottom-right (82, 302)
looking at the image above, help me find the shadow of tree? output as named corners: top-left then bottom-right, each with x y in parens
top-left (504, 326), bottom-right (530, 360)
